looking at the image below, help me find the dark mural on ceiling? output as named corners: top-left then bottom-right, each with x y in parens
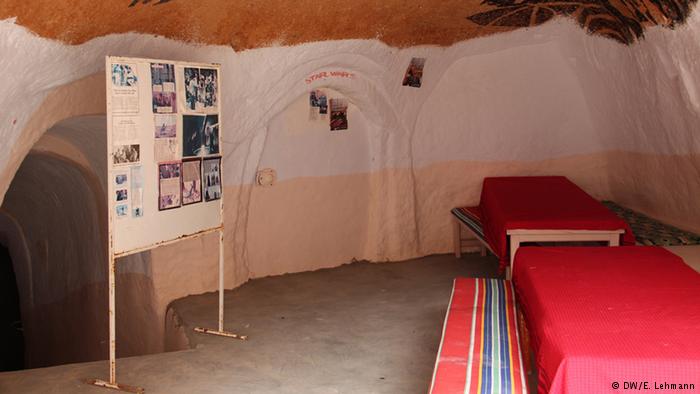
top-left (468, 0), bottom-right (697, 43)
top-left (128, 0), bottom-right (172, 7)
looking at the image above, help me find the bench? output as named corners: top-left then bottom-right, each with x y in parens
top-left (451, 206), bottom-right (493, 258)
top-left (430, 278), bottom-right (529, 393)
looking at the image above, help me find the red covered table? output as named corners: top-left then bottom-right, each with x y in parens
top-left (513, 246), bottom-right (700, 394)
top-left (479, 176), bottom-right (635, 277)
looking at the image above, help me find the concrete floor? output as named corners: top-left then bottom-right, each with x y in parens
top-left (0, 253), bottom-right (499, 394)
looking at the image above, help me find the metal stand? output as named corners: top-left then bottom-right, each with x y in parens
top-left (88, 248), bottom-right (144, 393)
top-left (88, 227), bottom-right (241, 393)
top-left (194, 228), bottom-right (248, 340)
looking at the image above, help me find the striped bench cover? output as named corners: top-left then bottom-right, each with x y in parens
top-left (451, 206), bottom-right (486, 242)
top-left (430, 278), bottom-right (528, 394)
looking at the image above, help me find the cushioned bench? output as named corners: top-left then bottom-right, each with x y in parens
top-left (430, 278), bottom-right (528, 394)
top-left (451, 206), bottom-right (492, 258)
top-left (602, 200), bottom-right (700, 246)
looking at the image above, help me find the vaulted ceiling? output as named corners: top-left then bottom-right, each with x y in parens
top-left (0, 0), bottom-right (696, 49)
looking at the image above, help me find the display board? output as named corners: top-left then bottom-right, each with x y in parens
top-left (106, 57), bottom-right (223, 254)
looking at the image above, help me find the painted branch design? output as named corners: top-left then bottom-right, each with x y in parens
top-left (467, 0), bottom-right (696, 43)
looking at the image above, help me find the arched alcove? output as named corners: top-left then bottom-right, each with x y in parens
top-left (247, 90), bottom-right (374, 277)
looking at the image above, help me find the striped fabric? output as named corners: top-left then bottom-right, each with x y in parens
top-left (451, 206), bottom-right (486, 239)
top-left (431, 278), bottom-right (527, 394)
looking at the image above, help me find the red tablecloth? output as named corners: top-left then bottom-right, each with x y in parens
top-left (513, 246), bottom-right (700, 394)
top-left (479, 176), bottom-right (635, 270)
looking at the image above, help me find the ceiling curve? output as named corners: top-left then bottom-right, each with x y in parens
top-left (0, 0), bottom-right (696, 50)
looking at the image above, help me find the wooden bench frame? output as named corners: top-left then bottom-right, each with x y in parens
top-left (452, 216), bottom-right (492, 258)
top-left (453, 216), bottom-right (624, 279)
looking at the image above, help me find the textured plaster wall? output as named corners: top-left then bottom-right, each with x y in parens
top-left (0, 10), bottom-right (698, 363)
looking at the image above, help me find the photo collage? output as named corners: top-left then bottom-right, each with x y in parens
top-left (157, 64), bottom-right (221, 211)
top-left (109, 61), bottom-right (222, 219)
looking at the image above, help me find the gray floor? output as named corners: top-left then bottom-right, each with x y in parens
top-left (0, 253), bottom-right (499, 394)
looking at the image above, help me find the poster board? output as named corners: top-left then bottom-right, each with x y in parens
top-left (106, 57), bottom-right (223, 255)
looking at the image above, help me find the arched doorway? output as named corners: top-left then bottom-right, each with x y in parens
top-left (0, 242), bottom-right (23, 371)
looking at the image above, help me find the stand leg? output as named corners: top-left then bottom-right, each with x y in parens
top-left (88, 254), bottom-right (144, 392)
top-left (194, 228), bottom-right (247, 340)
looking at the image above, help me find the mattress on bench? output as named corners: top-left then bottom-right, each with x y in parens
top-left (513, 246), bottom-right (700, 394)
top-left (603, 200), bottom-right (700, 246)
top-left (430, 278), bottom-right (527, 394)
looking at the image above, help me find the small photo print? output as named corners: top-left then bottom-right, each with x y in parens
top-left (184, 68), bottom-right (200, 111)
top-left (116, 189), bottom-right (128, 202)
top-left (154, 114), bottom-right (177, 138)
top-left (330, 98), bottom-right (348, 131)
top-left (151, 63), bottom-right (177, 113)
top-left (318, 91), bottom-right (328, 115)
top-left (200, 68), bottom-right (218, 109)
top-left (181, 159), bottom-right (202, 205)
top-left (113, 144), bottom-right (140, 165)
top-left (112, 64), bottom-right (138, 87)
top-left (158, 162), bottom-right (182, 210)
top-left (402, 57), bottom-right (426, 88)
top-left (115, 173), bottom-right (128, 186)
top-left (202, 114), bottom-right (219, 155)
top-left (183, 115), bottom-right (205, 157)
top-left (116, 204), bottom-right (129, 217)
top-left (184, 67), bottom-right (219, 112)
top-left (183, 114), bottom-right (219, 157)
top-left (203, 157), bottom-right (222, 202)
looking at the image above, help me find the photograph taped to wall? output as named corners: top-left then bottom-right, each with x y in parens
top-left (113, 144), bottom-right (140, 165)
top-left (158, 161), bottom-right (182, 210)
top-left (318, 91), bottom-right (328, 115)
top-left (402, 57), bottom-right (426, 88)
top-left (330, 98), bottom-right (348, 131)
top-left (154, 114), bottom-right (177, 138)
top-left (203, 157), bottom-right (222, 202)
top-left (181, 158), bottom-right (202, 205)
top-left (111, 63), bottom-right (139, 113)
top-left (151, 63), bottom-right (177, 113)
top-left (131, 166), bottom-right (144, 218)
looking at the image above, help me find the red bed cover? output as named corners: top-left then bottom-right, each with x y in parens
top-left (479, 176), bottom-right (635, 270)
top-left (513, 246), bottom-right (700, 393)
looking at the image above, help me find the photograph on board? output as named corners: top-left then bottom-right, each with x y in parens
top-left (182, 115), bottom-right (205, 157)
top-left (131, 166), bottom-right (144, 218)
top-left (154, 114), bottom-right (177, 138)
top-left (203, 157), bottom-right (222, 202)
top-left (181, 158), bottom-right (202, 205)
top-left (200, 68), bottom-right (218, 110)
top-left (115, 172), bottom-right (128, 186)
top-left (184, 67), bottom-right (199, 111)
top-left (116, 204), bottom-right (129, 218)
top-left (158, 162), bottom-right (182, 210)
top-left (183, 114), bottom-right (219, 157)
top-left (202, 114), bottom-right (219, 155)
top-left (116, 189), bottom-right (128, 202)
top-left (112, 63), bottom-right (138, 87)
top-left (113, 144), bottom-right (140, 165)
top-left (151, 63), bottom-right (177, 113)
